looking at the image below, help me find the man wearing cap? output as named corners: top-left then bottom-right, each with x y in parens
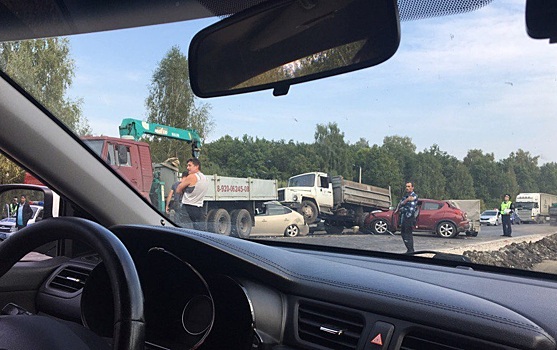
top-left (498, 194), bottom-right (515, 237)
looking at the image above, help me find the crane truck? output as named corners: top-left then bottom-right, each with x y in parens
top-left (26, 118), bottom-right (277, 238)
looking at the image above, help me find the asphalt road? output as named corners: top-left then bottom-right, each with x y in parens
top-left (255, 222), bottom-right (557, 254)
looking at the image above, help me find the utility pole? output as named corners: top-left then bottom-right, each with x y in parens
top-left (353, 165), bottom-right (362, 183)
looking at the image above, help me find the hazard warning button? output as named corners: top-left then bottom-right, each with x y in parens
top-left (364, 321), bottom-right (394, 350)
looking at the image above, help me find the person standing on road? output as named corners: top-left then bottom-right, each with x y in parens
top-left (166, 171), bottom-right (188, 218)
top-left (9, 197), bottom-right (18, 217)
top-left (498, 194), bottom-right (515, 237)
top-left (16, 194), bottom-right (33, 230)
top-left (398, 182), bottom-right (418, 253)
top-left (176, 158), bottom-right (209, 231)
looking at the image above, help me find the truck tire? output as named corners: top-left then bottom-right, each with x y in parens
top-left (208, 208), bottom-right (231, 236)
top-left (436, 221), bottom-right (457, 238)
top-left (300, 200), bottom-right (318, 224)
top-left (230, 209), bottom-right (252, 239)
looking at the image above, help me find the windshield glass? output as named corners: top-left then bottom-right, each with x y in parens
top-left (82, 140), bottom-right (104, 158)
top-left (516, 202), bottom-right (535, 209)
top-left (287, 174), bottom-right (315, 188)
top-left (1, 0), bottom-right (556, 275)
top-left (482, 211), bottom-right (497, 216)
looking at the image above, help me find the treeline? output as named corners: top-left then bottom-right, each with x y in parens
top-left (200, 122), bottom-right (557, 210)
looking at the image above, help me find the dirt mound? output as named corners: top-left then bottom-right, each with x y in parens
top-left (464, 233), bottom-right (557, 270)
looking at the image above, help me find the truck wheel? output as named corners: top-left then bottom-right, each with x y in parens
top-left (436, 221), bottom-right (457, 238)
top-left (371, 219), bottom-right (389, 234)
top-left (284, 224), bottom-right (300, 237)
top-left (230, 209), bottom-right (252, 239)
top-left (300, 200), bottom-right (318, 224)
top-left (208, 209), bottom-right (231, 236)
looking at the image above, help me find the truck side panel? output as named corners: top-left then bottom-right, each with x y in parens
top-left (204, 175), bottom-right (277, 201)
top-left (332, 176), bottom-right (391, 210)
top-left (540, 193), bottom-right (557, 216)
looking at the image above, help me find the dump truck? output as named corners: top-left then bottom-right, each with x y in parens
top-left (278, 171), bottom-right (391, 234)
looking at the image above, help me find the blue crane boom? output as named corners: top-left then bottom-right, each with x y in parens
top-left (118, 118), bottom-right (202, 157)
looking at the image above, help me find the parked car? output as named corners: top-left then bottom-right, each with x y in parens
top-left (252, 201), bottom-right (309, 237)
top-left (480, 210), bottom-right (501, 226)
top-left (511, 211), bottom-right (522, 225)
top-left (0, 205), bottom-right (43, 240)
top-left (364, 199), bottom-right (470, 238)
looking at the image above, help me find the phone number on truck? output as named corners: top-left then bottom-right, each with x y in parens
top-left (217, 185), bottom-right (250, 193)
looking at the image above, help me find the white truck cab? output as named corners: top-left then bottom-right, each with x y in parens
top-left (278, 172), bottom-right (333, 224)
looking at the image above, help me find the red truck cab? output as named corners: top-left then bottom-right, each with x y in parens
top-left (81, 136), bottom-right (153, 198)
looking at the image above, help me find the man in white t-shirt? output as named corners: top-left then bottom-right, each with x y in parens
top-left (176, 158), bottom-right (209, 230)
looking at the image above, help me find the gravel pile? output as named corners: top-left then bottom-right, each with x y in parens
top-left (463, 233), bottom-right (557, 270)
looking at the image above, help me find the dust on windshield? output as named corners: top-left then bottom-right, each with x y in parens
top-left (1, 1), bottom-right (557, 273)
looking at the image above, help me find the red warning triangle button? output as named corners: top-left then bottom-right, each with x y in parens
top-left (371, 334), bottom-right (383, 346)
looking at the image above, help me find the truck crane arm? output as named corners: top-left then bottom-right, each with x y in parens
top-left (119, 118), bottom-right (202, 158)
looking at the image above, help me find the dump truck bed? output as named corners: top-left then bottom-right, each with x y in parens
top-left (332, 176), bottom-right (391, 210)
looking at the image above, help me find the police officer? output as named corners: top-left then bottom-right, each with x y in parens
top-left (498, 194), bottom-right (515, 237)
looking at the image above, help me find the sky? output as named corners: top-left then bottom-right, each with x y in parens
top-left (66, 0), bottom-right (557, 164)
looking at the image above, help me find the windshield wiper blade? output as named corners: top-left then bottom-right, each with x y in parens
top-left (405, 250), bottom-right (472, 263)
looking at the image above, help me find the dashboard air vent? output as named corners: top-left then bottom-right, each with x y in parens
top-left (401, 330), bottom-right (508, 350)
top-left (48, 265), bottom-right (91, 293)
top-left (298, 302), bottom-right (364, 350)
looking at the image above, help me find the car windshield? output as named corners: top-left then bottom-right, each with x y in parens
top-left (482, 211), bottom-right (498, 216)
top-left (1, 0), bottom-right (556, 275)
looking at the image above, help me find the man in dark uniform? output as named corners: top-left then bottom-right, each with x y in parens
top-left (398, 182), bottom-right (418, 253)
top-left (498, 194), bottom-right (515, 237)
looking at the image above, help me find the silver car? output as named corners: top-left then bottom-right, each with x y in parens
top-left (480, 210), bottom-right (500, 226)
top-left (252, 202), bottom-right (309, 237)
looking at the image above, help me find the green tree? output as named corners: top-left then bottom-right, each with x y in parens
top-left (145, 46), bottom-right (213, 164)
top-left (501, 150), bottom-right (540, 193)
top-left (463, 149), bottom-right (500, 208)
top-left (0, 38), bottom-right (89, 135)
top-left (426, 145), bottom-right (475, 199)
top-left (0, 38), bottom-right (88, 184)
top-left (381, 135), bottom-right (417, 182)
top-left (411, 150), bottom-right (446, 199)
top-left (356, 145), bottom-right (403, 203)
top-left (539, 163), bottom-right (557, 194)
top-left (314, 122), bottom-right (353, 176)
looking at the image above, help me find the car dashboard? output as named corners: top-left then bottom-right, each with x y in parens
top-left (33, 225), bottom-right (557, 350)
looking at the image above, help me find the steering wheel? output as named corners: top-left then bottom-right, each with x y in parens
top-left (0, 217), bottom-right (145, 350)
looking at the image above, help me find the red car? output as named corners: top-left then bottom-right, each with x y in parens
top-left (364, 199), bottom-right (471, 238)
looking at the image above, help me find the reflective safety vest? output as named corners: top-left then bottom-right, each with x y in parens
top-left (500, 201), bottom-right (512, 215)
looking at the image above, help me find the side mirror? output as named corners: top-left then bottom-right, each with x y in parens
top-left (0, 185), bottom-right (56, 221)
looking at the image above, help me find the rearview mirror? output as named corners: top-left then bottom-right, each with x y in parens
top-left (189, 0), bottom-right (400, 97)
